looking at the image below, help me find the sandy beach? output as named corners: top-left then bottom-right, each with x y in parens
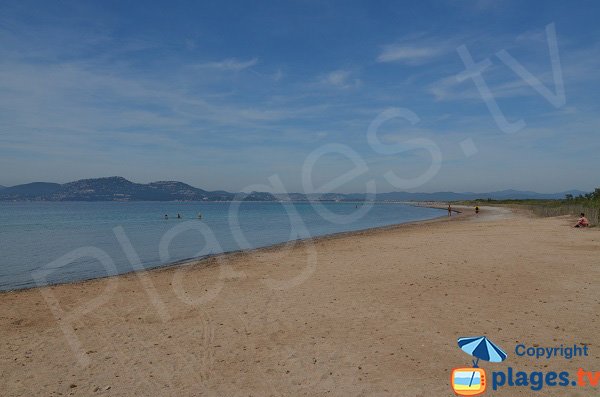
top-left (1, 207), bottom-right (599, 396)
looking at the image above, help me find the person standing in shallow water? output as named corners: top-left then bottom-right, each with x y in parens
top-left (177, 213), bottom-right (181, 219)
top-left (447, 204), bottom-right (452, 217)
top-left (164, 214), bottom-right (168, 220)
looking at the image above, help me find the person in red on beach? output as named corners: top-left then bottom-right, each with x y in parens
top-left (574, 213), bottom-right (590, 228)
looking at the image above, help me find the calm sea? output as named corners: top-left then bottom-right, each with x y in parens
top-left (0, 201), bottom-right (444, 291)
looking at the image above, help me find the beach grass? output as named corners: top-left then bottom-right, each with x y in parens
top-left (457, 187), bottom-right (600, 226)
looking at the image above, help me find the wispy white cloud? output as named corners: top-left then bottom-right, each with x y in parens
top-left (195, 57), bottom-right (258, 71)
top-left (273, 69), bottom-right (283, 82)
top-left (377, 45), bottom-right (446, 64)
top-left (428, 32), bottom-right (600, 102)
top-left (249, 67), bottom-right (284, 82)
top-left (375, 32), bottom-right (463, 65)
top-left (428, 70), bottom-right (536, 102)
top-left (320, 69), bottom-right (361, 89)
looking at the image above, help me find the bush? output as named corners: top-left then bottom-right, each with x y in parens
top-left (528, 204), bottom-right (599, 226)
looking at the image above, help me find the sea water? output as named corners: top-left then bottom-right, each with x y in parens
top-left (0, 201), bottom-right (444, 291)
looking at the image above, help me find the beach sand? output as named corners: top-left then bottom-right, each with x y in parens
top-left (1, 207), bottom-right (599, 396)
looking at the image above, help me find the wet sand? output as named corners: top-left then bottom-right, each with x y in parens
top-left (1, 207), bottom-right (598, 396)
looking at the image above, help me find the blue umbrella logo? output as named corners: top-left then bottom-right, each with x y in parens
top-left (458, 336), bottom-right (507, 367)
top-left (457, 336), bottom-right (507, 387)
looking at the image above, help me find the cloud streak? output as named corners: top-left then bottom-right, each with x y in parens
top-left (377, 45), bottom-right (445, 64)
top-left (320, 69), bottom-right (361, 89)
top-left (195, 57), bottom-right (259, 71)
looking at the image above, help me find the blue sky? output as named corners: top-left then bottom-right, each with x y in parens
top-left (0, 0), bottom-right (599, 193)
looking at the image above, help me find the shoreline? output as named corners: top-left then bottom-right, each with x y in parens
top-left (1, 205), bottom-right (598, 396)
top-left (1, 203), bottom-right (468, 295)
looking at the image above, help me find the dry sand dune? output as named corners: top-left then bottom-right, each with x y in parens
top-left (1, 207), bottom-right (599, 396)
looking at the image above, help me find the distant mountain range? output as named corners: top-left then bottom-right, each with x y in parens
top-left (0, 177), bottom-right (275, 202)
top-left (359, 189), bottom-right (589, 202)
top-left (275, 189), bottom-right (587, 202)
top-left (0, 176), bottom-right (588, 202)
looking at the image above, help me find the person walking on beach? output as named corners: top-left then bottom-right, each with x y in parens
top-left (475, 206), bottom-right (480, 215)
top-left (448, 204), bottom-right (452, 217)
top-left (574, 213), bottom-right (589, 228)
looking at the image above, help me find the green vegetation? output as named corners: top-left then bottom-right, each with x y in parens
top-left (460, 188), bottom-right (600, 226)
